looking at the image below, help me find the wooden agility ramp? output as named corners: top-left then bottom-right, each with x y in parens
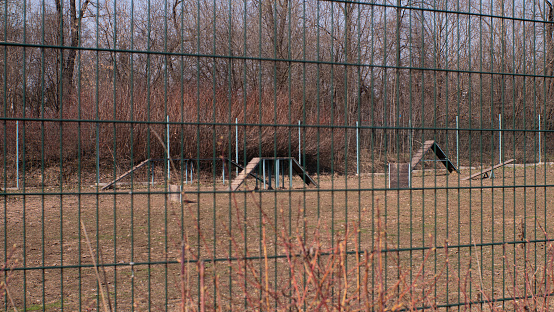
top-left (226, 158), bottom-right (267, 184)
top-left (411, 140), bottom-right (458, 173)
top-left (230, 157), bottom-right (262, 191)
top-left (101, 159), bottom-right (151, 190)
top-left (461, 159), bottom-right (514, 181)
top-left (389, 163), bottom-right (411, 188)
top-left (230, 157), bottom-right (317, 191)
top-left (290, 158), bottom-right (317, 186)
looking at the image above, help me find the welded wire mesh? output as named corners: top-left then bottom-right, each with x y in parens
top-left (1, 0), bottom-right (554, 310)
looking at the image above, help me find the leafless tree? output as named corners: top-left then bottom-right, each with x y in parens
top-left (54, 0), bottom-right (91, 98)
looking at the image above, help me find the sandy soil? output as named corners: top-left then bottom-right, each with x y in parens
top-left (1, 163), bottom-right (554, 310)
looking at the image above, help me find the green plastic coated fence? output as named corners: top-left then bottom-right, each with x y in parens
top-left (2, 0), bottom-right (554, 310)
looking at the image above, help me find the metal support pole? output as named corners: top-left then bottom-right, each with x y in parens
top-left (388, 164), bottom-right (390, 189)
top-left (263, 159), bottom-right (266, 189)
top-left (151, 162), bottom-right (154, 185)
top-left (222, 160), bottom-right (225, 185)
top-left (276, 160), bottom-right (280, 189)
top-left (408, 163), bottom-right (411, 187)
top-left (289, 159), bottom-right (293, 188)
top-left (185, 161), bottom-right (188, 184)
top-left (268, 160), bottom-right (272, 189)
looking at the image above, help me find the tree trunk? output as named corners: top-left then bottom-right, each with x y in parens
top-left (55, 0), bottom-right (90, 99)
top-left (546, 1), bottom-right (554, 95)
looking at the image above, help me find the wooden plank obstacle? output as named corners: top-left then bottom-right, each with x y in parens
top-left (101, 158), bottom-right (151, 190)
top-left (230, 157), bottom-right (262, 191)
top-left (461, 159), bottom-right (515, 181)
top-left (225, 158), bottom-right (267, 184)
top-left (389, 163), bottom-right (411, 188)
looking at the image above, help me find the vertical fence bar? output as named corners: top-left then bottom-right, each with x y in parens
top-left (499, 114), bottom-right (502, 164)
top-left (356, 121), bottom-right (359, 175)
top-left (456, 116), bottom-right (459, 169)
top-left (539, 114), bottom-right (541, 163)
top-left (298, 120), bottom-right (301, 165)
top-left (236, 117), bottom-right (238, 175)
top-left (408, 117), bottom-right (414, 159)
top-left (16, 120), bottom-right (18, 190)
top-left (167, 115), bottom-right (170, 181)
top-left (96, 122), bottom-right (100, 186)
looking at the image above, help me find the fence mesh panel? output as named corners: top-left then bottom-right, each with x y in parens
top-left (1, 0), bottom-right (554, 310)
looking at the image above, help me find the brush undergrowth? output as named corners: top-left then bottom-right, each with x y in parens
top-left (0, 87), bottom-right (350, 172)
top-left (172, 184), bottom-right (554, 312)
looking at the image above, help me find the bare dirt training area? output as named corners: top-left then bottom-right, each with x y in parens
top-left (2, 163), bottom-right (554, 310)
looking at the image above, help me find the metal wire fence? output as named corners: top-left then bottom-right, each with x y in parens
top-left (2, 0), bottom-right (554, 310)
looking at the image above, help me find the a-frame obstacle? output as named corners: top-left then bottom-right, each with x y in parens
top-left (411, 140), bottom-right (458, 173)
top-left (461, 159), bottom-right (514, 181)
top-left (389, 140), bottom-right (458, 189)
top-left (230, 157), bottom-right (317, 191)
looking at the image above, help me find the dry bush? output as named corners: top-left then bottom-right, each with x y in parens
top-left (177, 196), bottom-right (452, 311)
top-left (0, 83), bottom-right (350, 174)
top-left (174, 192), bottom-right (554, 311)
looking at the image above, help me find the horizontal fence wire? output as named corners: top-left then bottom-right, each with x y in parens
top-left (1, 0), bottom-right (554, 310)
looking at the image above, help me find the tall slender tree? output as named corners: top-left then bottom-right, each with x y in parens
top-left (54, 0), bottom-right (90, 98)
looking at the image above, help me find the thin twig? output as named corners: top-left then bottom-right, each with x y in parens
top-left (262, 222), bottom-right (270, 310)
top-left (199, 261), bottom-right (205, 312)
top-left (180, 239), bottom-right (186, 312)
top-left (4, 282), bottom-right (18, 312)
top-left (81, 220), bottom-right (111, 312)
top-left (0, 244), bottom-right (18, 312)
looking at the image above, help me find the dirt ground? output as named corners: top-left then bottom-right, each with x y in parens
top-left (1, 163), bottom-right (554, 310)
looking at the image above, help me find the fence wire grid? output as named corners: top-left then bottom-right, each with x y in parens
top-left (2, 0), bottom-right (554, 310)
